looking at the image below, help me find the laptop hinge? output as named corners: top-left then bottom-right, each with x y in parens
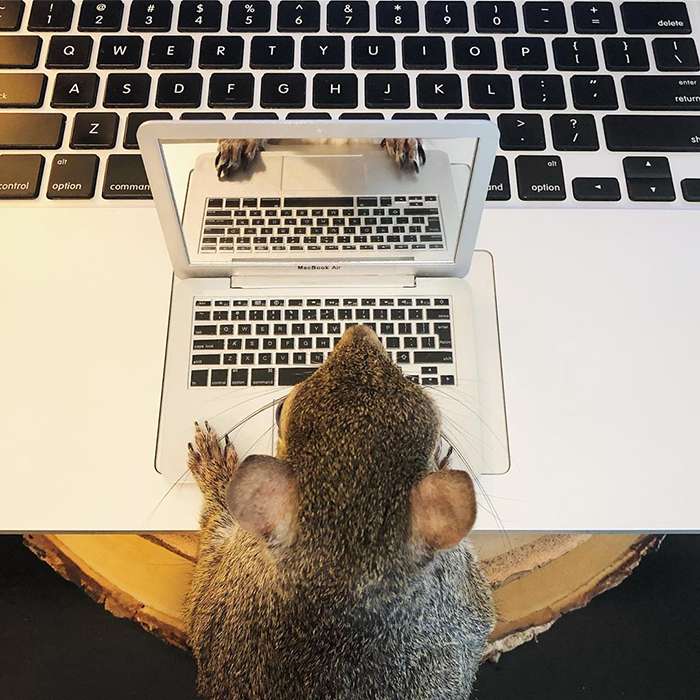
top-left (230, 274), bottom-right (416, 289)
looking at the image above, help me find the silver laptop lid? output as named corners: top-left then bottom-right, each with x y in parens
top-left (139, 120), bottom-right (497, 280)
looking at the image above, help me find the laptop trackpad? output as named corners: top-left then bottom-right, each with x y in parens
top-left (282, 155), bottom-right (366, 191)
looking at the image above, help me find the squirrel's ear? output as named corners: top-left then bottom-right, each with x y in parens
top-left (409, 470), bottom-right (476, 550)
top-left (225, 455), bottom-right (297, 546)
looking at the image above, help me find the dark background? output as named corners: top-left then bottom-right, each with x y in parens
top-left (1, 534), bottom-right (698, 699)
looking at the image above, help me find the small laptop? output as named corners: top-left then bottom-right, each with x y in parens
top-left (139, 120), bottom-right (508, 483)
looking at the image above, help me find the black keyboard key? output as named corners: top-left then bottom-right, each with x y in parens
top-left (250, 36), bottom-right (294, 69)
top-left (553, 37), bottom-right (599, 70)
top-left (487, 155), bottom-right (511, 201)
top-left (123, 111), bottom-right (172, 149)
top-left (284, 196), bottom-right (353, 206)
top-left (497, 114), bottom-right (545, 150)
top-left (228, 0), bottom-right (270, 31)
top-left (46, 153), bottom-right (98, 199)
top-left (199, 36), bottom-right (243, 68)
top-left (417, 74), bottom-right (461, 108)
top-left (626, 178), bottom-right (675, 202)
top-left (51, 73), bottom-right (99, 108)
top-left (178, 1), bottom-right (221, 31)
top-left (313, 74), bottom-right (357, 108)
top-left (97, 36), bottom-right (143, 69)
top-left (523, 2), bottom-right (567, 33)
top-left (78, 1), bottom-right (123, 32)
top-left (0, 35), bottom-right (41, 67)
top-left (0, 153), bottom-right (43, 198)
top-left (327, 1), bottom-right (369, 32)
top-left (403, 37), bottom-right (446, 69)
top-left (550, 113), bottom-right (599, 150)
top-left (377, 1), bottom-right (418, 32)
top-left (70, 111), bottom-right (118, 149)
top-left (251, 368), bottom-right (275, 386)
top-left (301, 36), bottom-right (345, 69)
top-left (0, 113), bottom-right (64, 148)
top-left (520, 74), bottom-right (566, 109)
top-left (653, 38), bottom-right (699, 71)
top-left (261, 73), bottom-right (306, 108)
top-left (227, 369), bottom-right (247, 386)
top-left (572, 2), bottom-right (616, 34)
top-left (571, 74), bottom-right (618, 110)
top-left (352, 36), bottom-right (395, 69)
top-left (604, 115), bottom-right (700, 152)
top-left (365, 73), bottom-right (410, 108)
top-left (148, 36), bottom-right (193, 69)
top-left (127, 1), bottom-right (172, 31)
top-left (208, 73), bottom-right (254, 108)
top-left (681, 179), bottom-right (700, 202)
top-left (46, 36), bottom-right (93, 68)
top-left (452, 37), bottom-right (497, 70)
top-left (622, 156), bottom-right (671, 180)
top-left (603, 38), bottom-right (649, 71)
top-left (503, 37), bottom-right (548, 70)
top-left (0, 1), bottom-right (24, 31)
top-left (102, 153), bottom-right (151, 199)
top-left (0, 72), bottom-right (45, 107)
top-left (515, 155), bottom-right (566, 200)
top-left (181, 111), bottom-right (225, 120)
top-left (104, 73), bottom-right (150, 107)
top-left (190, 370), bottom-right (208, 387)
top-left (425, 2), bottom-right (468, 32)
top-left (28, 1), bottom-right (73, 31)
top-left (621, 2), bottom-right (691, 35)
top-left (278, 367), bottom-right (316, 386)
top-left (572, 177), bottom-right (621, 201)
top-left (468, 74), bottom-right (514, 109)
top-left (414, 351), bottom-right (453, 363)
top-left (622, 75), bottom-right (700, 111)
top-left (474, 1), bottom-right (517, 33)
top-left (278, 0), bottom-right (320, 31)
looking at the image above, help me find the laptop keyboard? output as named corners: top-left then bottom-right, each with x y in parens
top-left (199, 194), bottom-right (446, 254)
top-left (0, 1), bottom-right (698, 205)
top-left (189, 295), bottom-right (456, 387)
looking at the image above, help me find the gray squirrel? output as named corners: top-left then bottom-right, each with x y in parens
top-left (185, 324), bottom-right (495, 700)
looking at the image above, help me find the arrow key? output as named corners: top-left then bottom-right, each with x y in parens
top-left (623, 156), bottom-right (671, 180)
top-left (627, 178), bottom-right (675, 202)
top-left (572, 177), bottom-right (621, 201)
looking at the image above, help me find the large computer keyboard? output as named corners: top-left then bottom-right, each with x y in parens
top-left (189, 294), bottom-right (457, 387)
top-left (0, 0), bottom-right (698, 206)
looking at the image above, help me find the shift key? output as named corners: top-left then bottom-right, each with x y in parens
top-left (0, 154), bottom-right (44, 199)
top-left (0, 113), bottom-right (65, 148)
top-left (102, 154), bottom-right (152, 199)
top-left (47, 154), bottom-right (98, 199)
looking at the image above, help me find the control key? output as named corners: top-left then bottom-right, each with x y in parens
top-left (0, 154), bottom-right (44, 199)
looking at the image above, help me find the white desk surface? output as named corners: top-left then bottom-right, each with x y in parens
top-left (1, 206), bottom-right (699, 532)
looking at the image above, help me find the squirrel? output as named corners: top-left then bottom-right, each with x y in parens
top-left (215, 138), bottom-right (426, 180)
top-left (185, 324), bottom-right (495, 700)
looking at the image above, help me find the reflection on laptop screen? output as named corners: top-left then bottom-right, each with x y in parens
top-left (161, 136), bottom-right (479, 265)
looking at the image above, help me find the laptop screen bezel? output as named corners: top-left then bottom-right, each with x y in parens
top-left (139, 120), bottom-right (498, 280)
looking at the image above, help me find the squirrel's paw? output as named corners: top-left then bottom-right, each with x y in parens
top-left (187, 421), bottom-right (238, 493)
top-left (215, 138), bottom-right (263, 180)
top-left (381, 138), bottom-right (426, 173)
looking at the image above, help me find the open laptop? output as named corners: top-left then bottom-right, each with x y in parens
top-left (139, 119), bottom-right (510, 482)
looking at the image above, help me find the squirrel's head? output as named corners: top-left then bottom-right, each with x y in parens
top-left (225, 326), bottom-right (477, 576)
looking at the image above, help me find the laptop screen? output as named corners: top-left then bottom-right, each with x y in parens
top-left (140, 121), bottom-right (497, 278)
